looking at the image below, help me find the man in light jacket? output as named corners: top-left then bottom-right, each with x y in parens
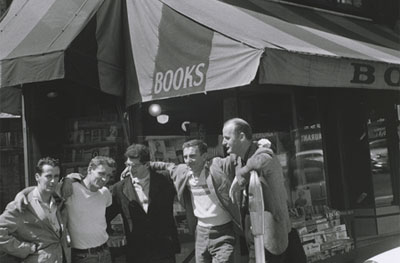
top-left (0, 157), bottom-right (70, 263)
top-left (223, 118), bottom-right (291, 263)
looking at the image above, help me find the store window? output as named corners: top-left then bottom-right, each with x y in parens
top-left (240, 90), bottom-right (328, 208)
top-left (291, 92), bottom-right (327, 208)
top-left (0, 113), bottom-right (25, 212)
top-left (241, 89), bottom-right (353, 261)
top-left (366, 100), bottom-right (397, 207)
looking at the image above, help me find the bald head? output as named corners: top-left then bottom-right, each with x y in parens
top-left (223, 118), bottom-right (252, 140)
top-left (222, 118), bottom-right (252, 158)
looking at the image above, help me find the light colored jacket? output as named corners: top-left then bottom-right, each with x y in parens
top-left (152, 160), bottom-right (242, 235)
top-left (238, 143), bottom-right (291, 255)
top-left (0, 188), bottom-right (70, 263)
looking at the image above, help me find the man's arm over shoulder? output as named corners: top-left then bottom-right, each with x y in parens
top-left (150, 162), bottom-right (176, 175)
top-left (151, 161), bottom-right (191, 184)
top-left (13, 186), bottom-right (35, 212)
top-left (0, 203), bottom-right (37, 258)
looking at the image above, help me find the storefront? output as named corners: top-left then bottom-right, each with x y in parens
top-left (122, 0), bottom-right (400, 262)
top-left (1, 0), bottom-right (399, 262)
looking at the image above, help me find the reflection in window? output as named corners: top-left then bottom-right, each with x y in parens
top-left (367, 117), bottom-right (393, 207)
top-left (291, 127), bottom-right (327, 207)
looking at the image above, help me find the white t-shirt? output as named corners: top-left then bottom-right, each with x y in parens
top-left (66, 182), bottom-right (112, 249)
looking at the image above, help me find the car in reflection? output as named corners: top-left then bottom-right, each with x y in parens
top-left (369, 139), bottom-right (388, 173)
top-left (363, 246), bottom-right (400, 263)
top-left (291, 150), bottom-right (327, 205)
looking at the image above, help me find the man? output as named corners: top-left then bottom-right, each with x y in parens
top-left (151, 139), bottom-right (242, 263)
top-left (106, 144), bottom-right (180, 263)
top-left (66, 156), bottom-right (113, 263)
top-left (223, 118), bottom-right (291, 263)
top-left (15, 156), bottom-right (115, 263)
top-left (0, 157), bottom-right (70, 263)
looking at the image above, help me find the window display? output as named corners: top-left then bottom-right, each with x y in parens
top-left (0, 116), bottom-right (24, 212)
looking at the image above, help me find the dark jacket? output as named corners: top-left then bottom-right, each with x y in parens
top-left (106, 170), bottom-right (180, 262)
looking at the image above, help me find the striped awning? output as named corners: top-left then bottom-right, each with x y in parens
top-left (0, 0), bottom-right (124, 95)
top-left (125, 0), bottom-right (400, 105)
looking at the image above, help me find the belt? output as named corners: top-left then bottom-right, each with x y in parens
top-left (72, 243), bottom-right (108, 254)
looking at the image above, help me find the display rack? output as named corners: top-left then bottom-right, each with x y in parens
top-left (290, 205), bottom-right (354, 262)
top-left (62, 115), bottom-right (124, 177)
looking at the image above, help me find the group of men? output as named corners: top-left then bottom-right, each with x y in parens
top-left (0, 118), bottom-right (297, 263)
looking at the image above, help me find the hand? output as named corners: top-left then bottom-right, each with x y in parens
top-left (61, 178), bottom-right (73, 199)
top-left (120, 167), bottom-right (131, 180)
top-left (65, 173), bottom-right (83, 181)
top-left (257, 138), bottom-right (271, 148)
top-left (14, 192), bottom-right (28, 212)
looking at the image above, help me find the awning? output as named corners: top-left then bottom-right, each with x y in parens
top-left (0, 0), bottom-right (125, 114)
top-left (125, 0), bottom-right (400, 106)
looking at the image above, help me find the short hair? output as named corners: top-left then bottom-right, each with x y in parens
top-left (104, 157), bottom-right (116, 169)
top-left (224, 118), bottom-right (252, 140)
top-left (88, 156), bottom-right (113, 172)
top-left (182, 139), bottom-right (208, 155)
top-left (35, 157), bottom-right (60, 174)
top-left (125, 144), bottom-right (150, 164)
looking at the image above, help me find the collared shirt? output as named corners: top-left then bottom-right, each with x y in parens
top-left (32, 187), bottom-right (60, 233)
top-left (131, 175), bottom-right (150, 213)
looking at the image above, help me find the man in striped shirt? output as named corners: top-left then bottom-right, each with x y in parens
top-left (152, 139), bottom-right (241, 263)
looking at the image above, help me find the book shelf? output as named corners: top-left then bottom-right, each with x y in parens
top-left (62, 114), bottom-right (125, 177)
top-left (0, 119), bottom-right (24, 212)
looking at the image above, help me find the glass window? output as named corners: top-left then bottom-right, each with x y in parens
top-left (290, 92), bottom-right (327, 208)
top-left (243, 90), bottom-right (327, 208)
top-left (367, 105), bottom-right (395, 207)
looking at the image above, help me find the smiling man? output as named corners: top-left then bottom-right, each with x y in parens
top-left (151, 139), bottom-right (242, 263)
top-left (0, 157), bottom-right (70, 263)
top-left (66, 156), bottom-right (113, 263)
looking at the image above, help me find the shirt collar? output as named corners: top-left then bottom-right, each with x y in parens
top-left (32, 187), bottom-right (56, 208)
top-left (131, 174), bottom-right (150, 185)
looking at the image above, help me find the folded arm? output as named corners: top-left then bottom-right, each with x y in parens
top-left (0, 204), bottom-right (37, 258)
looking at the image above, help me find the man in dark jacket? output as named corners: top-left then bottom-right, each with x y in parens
top-left (106, 144), bottom-right (180, 263)
top-left (152, 139), bottom-right (242, 263)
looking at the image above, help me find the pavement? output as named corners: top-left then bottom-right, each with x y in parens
top-left (111, 233), bottom-right (400, 263)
